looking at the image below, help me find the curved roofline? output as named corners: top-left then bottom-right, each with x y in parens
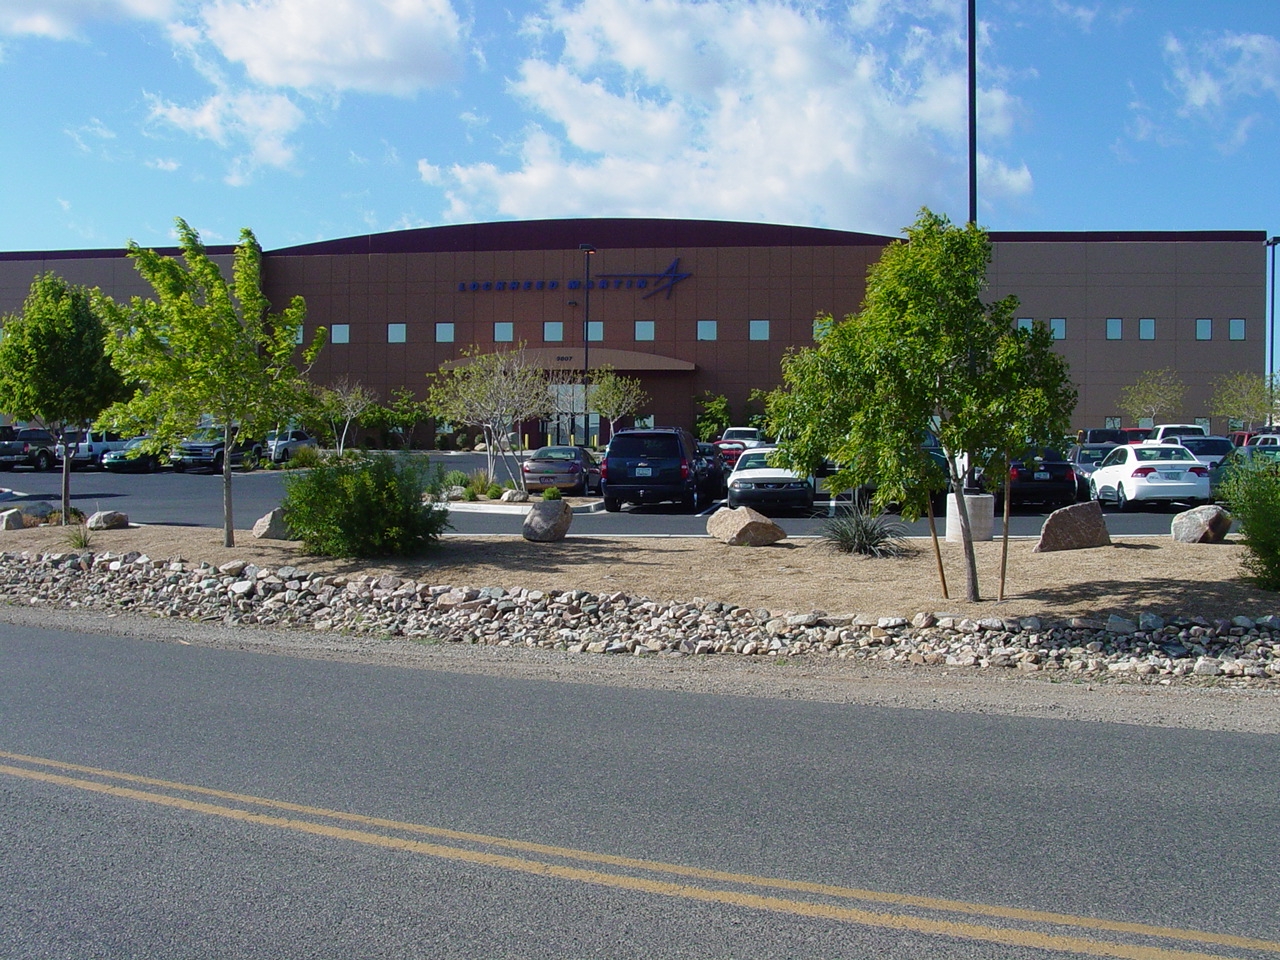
top-left (269, 218), bottom-right (898, 256)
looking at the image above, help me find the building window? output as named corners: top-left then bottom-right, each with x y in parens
top-left (1139, 318), bottom-right (1155, 340)
top-left (1016, 318), bottom-right (1033, 332)
top-left (634, 320), bottom-right (655, 341)
top-left (587, 321), bottom-right (603, 342)
top-left (331, 324), bottom-right (350, 345)
top-left (697, 320), bottom-right (717, 341)
top-left (1230, 318), bottom-right (1245, 341)
top-left (435, 322), bottom-right (454, 343)
top-left (1195, 417), bottom-right (1211, 431)
top-left (1106, 318), bottom-right (1122, 340)
top-left (1050, 318), bottom-right (1066, 340)
top-left (1196, 318), bottom-right (1212, 340)
top-left (813, 316), bottom-right (833, 340)
top-left (1138, 417), bottom-right (1154, 428)
top-left (1104, 416), bottom-right (1121, 429)
top-left (387, 323), bottom-right (406, 344)
top-left (749, 319), bottom-right (770, 341)
top-left (494, 322), bottom-right (514, 342)
top-left (293, 326), bottom-right (304, 345)
top-left (543, 321), bottom-right (563, 342)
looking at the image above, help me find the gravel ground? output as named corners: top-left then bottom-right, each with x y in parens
top-left (2, 523), bottom-right (1278, 735)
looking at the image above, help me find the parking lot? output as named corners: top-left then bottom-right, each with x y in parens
top-left (1, 451), bottom-right (1186, 538)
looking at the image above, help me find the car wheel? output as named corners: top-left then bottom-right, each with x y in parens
top-left (1117, 484), bottom-right (1134, 512)
top-left (211, 453), bottom-right (224, 473)
top-left (35, 451), bottom-right (52, 471)
top-left (570, 480), bottom-right (587, 497)
top-left (173, 461), bottom-right (186, 474)
top-left (603, 496), bottom-right (621, 512)
top-left (1089, 480), bottom-right (1101, 504)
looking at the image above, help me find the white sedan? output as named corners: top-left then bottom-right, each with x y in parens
top-left (1089, 443), bottom-right (1210, 511)
top-left (726, 447), bottom-right (814, 512)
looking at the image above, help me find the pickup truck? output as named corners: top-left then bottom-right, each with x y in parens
top-left (0, 426), bottom-right (57, 471)
top-left (171, 427), bottom-right (264, 472)
top-left (55, 430), bottom-right (128, 468)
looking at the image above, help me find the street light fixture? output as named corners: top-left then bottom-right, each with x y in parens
top-left (579, 244), bottom-right (596, 443)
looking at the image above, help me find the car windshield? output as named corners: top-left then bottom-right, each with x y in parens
top-left (1181, 438), bottom-right (1232, 456)
top-left (62, 430), bottom-right (86, 443)
top-left (124, 437), bottom-right (146, 450)
top-left (187, 427), bottom-right (225, 442)
top-left (1078, 446), bottom-right (1113, 462)
top-left (736, 452), bottom-right (772, 470)
top-left (609, 435), bottom-right (681, 458)
top-left (1136, 446), bottom-right (1194, 462)
top-left (532, 447), bottom-right (578, 461)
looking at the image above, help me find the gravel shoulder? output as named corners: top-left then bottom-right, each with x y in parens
top-left (3, 524), bottom-right (1279, 734)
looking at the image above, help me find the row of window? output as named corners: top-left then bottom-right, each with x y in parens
top-left (327, 319), bottom-right (777, 345)
top-left (1016, 317), bottom-right (1246, 341)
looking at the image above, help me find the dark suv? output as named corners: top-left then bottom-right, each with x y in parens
top-left (600, 427), bottom-right (710, 512)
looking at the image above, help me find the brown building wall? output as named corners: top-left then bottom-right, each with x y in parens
top-left (0, 221), bottom-right (1266, 439)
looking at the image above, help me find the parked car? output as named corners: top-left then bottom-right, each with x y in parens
top-left (1076, 428), bottom-right (1123, 445)
top-left (725, 446), bottom-right (814, 513)
top-left (696, 442), bottom-right (729, 498)
top-left (1119, 427), bottom-right (1153, 444)
top-left (599, 427), bottom-right (710, 512)
top-left (719, 426), bottom-right (768, 448)
top-left (712, 439), bottom-right (748, 470)
top-left (266, 429), bottom-right (318, 463)
top-left (1147, 423), bottom-right (1208, 443)
top-left (1209, 445), bottom-right (1280, 500)
top-left (1171, 435), bottom-right (1233, 469)
top-left (1228, 430), bottom-right (1260, 447)
top-left (1249, 434), bottom-right (1280, 447)
top-left (0, 426), bottom-right (56, 471)
top-left (1066, 443), bottom-right (1118, 501)
top-left (521, 445), bottom-right (600, 495)
top-left (990, 448), bottom-right (1076, 510)
top-left (1088, 443), bottom-right (1210, 510)
top-left (102, 436), bottom-right (163, 473)
top-left (171, 427), bottom-right (263, 473)
top-left (55, 430), bottom-right (128, 468)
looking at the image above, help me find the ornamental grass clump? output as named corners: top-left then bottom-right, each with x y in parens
top-left (541, 485), bottom-right (562, 500)
top-left (281, 452), bottom-right (450, 558)
top-left (820, 507), bottom-right (908, 558)
top-left (1219, 463), bottom-right (1280, 590)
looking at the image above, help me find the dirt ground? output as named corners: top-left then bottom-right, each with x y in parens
top-left (2, 523), bottom-right (1271, 622)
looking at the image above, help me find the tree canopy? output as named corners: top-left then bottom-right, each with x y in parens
top-left (1118, 369), bottom-right (1185, 426)
top-left (1210, 371), bottom-right (1274, 431)
top-left (768, 208), bottom-right (1076, 601)
top-left (99, 218), bottom-right (324, 546)
top-left (586, 365), bottom-right (649, 439)
top-left (0, 272), bottom-right (130, 522)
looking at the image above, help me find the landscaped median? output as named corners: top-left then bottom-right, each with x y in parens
top-left (2, 545), bottom-right (1278, 686)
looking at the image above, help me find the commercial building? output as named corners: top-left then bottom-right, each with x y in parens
top-left (0, 218), bottom-right (1266, 439)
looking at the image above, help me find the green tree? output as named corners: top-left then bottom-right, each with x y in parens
top-left (586, 365), bottom-right (649, 439)
top-left (99, 218), bottom-right (324, 547)
top-left (1210, 371), bottom-right (1274, 431)
top-left (0, 273), bottom-right (129, 523)
top-left (308, 376), bottom-right (375, 454)
top-left (1118, 369), bottom-right (1185, 426)
top-left (425, 345), bottom-right (557, 487)
top-left (363, 386), bottom-right (431, 450)
top-left (694, 392), bottom-right (732, 441)
top-left (768, 209), bottom-right (1075, 601)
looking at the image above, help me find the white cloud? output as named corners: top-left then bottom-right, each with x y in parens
top-left (423, 0), bottom-right (1021, 233)
top-left (0, 0), bottom-right (173, 39)
top-left (197, 0), bottom-right (466, 95)
top-left (1050, 1), bottom-right (1098, 32)
top-left (147, 89), bottom-right (305, 184)
top-left (65, 117), bottom-right (117, 152)
top-left (1161, 30), bottom-right (1280, 151)
top-left (146, 157), bottom-right (181, 171)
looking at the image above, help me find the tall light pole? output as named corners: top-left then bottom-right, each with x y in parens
top-left (579, 244), bottom-right (596, 444)
top-left (1269, 236), bottom-right (1279, 426)
top-left (968, 0), bottom-right (977, 225)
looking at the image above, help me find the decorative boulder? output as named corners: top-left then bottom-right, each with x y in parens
top-left (706, 506), bottom-right (787, 546)
top-left (1033, 500), bottom-right (1111, 553)
top-left (17, 500), bottom-right (56, 521)
top-left (252, 507), bottom-right (291, 540)
top-left (1171, 504), bottom-right (1232, 544)
top-left (87, 509), bottom-right (129, 530)
top-left (522, 499), bottom-right (572, 542)
top-left (0, 509), bottom-right (24, 530)
top-left (500, 488), bottom-right (531, 502)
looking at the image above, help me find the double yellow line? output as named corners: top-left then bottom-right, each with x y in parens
top-left (1, 750), bottom-right (1272, 959)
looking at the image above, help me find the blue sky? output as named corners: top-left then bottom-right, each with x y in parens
top-left (0, 0), bottom-right (1277, 252)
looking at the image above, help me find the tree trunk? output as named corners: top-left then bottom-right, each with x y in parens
top-left (999, 472), bottom-right (1012, 602)
top-left (946, 456), bottom-right (980, 602)
top-left (925, 495), bottom-right (948, 600)
top-left (60, 438), bottom-right (72, 526)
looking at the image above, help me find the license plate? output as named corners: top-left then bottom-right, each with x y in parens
top-left (635, 466), bottom-right (652, 477)
top-left (1162, 471), bottom-right (1183, 480)
top-left (1034, 471), bottom-right (1050, 480)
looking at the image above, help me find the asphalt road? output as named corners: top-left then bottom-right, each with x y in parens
top-left (1, 455), bottom-right (1183, 538)
top-left (2, 624), bottom-right (1278, 959)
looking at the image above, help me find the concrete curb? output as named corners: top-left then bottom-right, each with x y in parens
top-left (443, 499), bottom-right (606, 515)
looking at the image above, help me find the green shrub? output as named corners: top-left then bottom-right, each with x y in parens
top-left (541, 485), bottom-right (562, 500)
top-left (441, 469), bottom-right (470, 488)
top-left (281, 452), bottom-right (450, 558)
top-left (485, 483), bottom-right (503, 499)
top-left (1220, 463), bottom-right (1280, 589)
top-left (287, 444), bottom-right (322, 470)
top-left (463, 487), bottom-right (478, 501)
top-left (820, 507), bottom-right (908, 557)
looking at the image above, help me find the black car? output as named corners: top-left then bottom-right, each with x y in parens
top-left (102, 436), bottom-right (163, 473)
top-left (600, 427), bottom-right (710, 512)
top-left (992, 447), bottom-right (1077, 510)
top-left (1066, 442), bottom-right (1117, 500)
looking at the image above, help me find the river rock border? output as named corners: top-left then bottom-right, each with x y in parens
top-left (5, 549), bottom-right (1280, 686)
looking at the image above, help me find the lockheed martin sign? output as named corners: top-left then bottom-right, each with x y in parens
top-left (458, 258), bottom-right (692, 299)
